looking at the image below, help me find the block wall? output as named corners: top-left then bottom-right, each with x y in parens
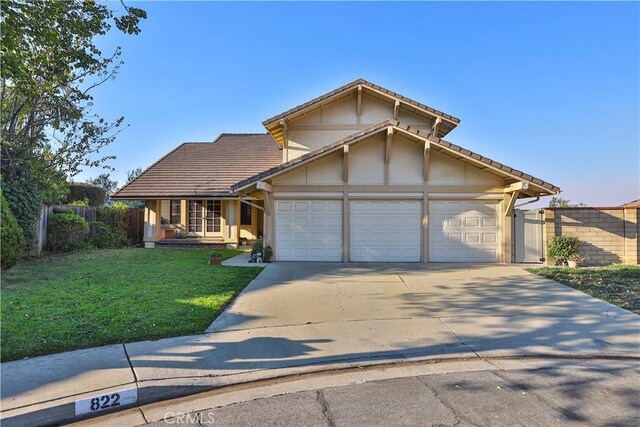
top-left (544, 207), bottom-right (639, 266)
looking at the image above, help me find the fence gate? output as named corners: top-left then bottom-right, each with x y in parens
top-left (514, 209), bottom-right (544, 263)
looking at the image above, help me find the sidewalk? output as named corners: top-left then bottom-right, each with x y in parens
top-left (3, 317), bottom-right (639, 426)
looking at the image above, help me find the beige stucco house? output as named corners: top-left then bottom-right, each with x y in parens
top-left (112, 79), bottom-right (560, 262)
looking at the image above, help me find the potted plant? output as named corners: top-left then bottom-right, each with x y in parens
top-left (209, 249), bottom-right (224, 265)
top-left (547, 235), bottom-right (579, 267)
top-left (249, 239), bottom-right (273, 263)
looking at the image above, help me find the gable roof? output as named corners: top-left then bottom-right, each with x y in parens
top-left (233, 119), bottom-right (560, 196)
top-left (112, 134), bottom-right (282, 199)
top-left (622, 199), bottom-right (640, 207)
top-left (262, 78), bottom-right (461, 146)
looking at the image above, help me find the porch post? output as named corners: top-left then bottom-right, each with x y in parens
top-left (143, 200), bottom-right (161, 248)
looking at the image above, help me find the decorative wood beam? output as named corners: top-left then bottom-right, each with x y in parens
top-left (279, 119), bottom-right (288, 148)
top-left (504, 181), bottom-right (529, 193)
top-left (423, 140), bottom-right (431, 182)
top-left (356, 85), bottom-right (362, 116)
top-left (504, 190), bottom-right (520, 216)
top-left (385, 127), bottom-right (393, 164)
top-left (262, 190), bottom-right (273, 215)
top-left (393, 100), bottom-right (400, 119)
top-left (343, 145), bottom-right (349, 183)
top-left (256, 181), bottom-right (272, 193)
top-left (431, 117), bottom-right (442, 137)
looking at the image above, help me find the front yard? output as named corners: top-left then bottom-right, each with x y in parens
top-left (1, 248), bottom-right (261, 362)
top-left (527, 265), bottom-right (640, 314)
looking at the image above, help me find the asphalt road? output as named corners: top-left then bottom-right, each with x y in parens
top-left (76, 358), bottom-right (640, 427)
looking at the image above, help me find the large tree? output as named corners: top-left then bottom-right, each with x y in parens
top-left (88, 173), bottom-right (118, 199)
top-left (0, 0), bottom-right (146, 244)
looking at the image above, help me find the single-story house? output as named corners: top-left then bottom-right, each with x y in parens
top-left (112, 79), bottom-right (560, 262)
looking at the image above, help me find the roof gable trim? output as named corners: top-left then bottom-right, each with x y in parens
top-left (233, 119), bottom-right (560, 195)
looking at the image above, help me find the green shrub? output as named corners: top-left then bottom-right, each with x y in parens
top-left (2, 177), bottom-right (43, 247)
top-left (547, 235), bottom-right (579, 264)
top-left (89, 221), bottom-right (128, 248)
top-left (1, 191), bottom-right (27, 269)
top-left (65, 183), bottom-right (106, 207)
top-left (69, 198), bottom-right (90, 206)
top-left (251, 239), bottom-right (273, 262)
top-left (209, 249), bottom-right (225, 258)
top-left (47, 211), bottom-right (89, 252)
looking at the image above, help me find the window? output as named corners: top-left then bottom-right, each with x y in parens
top-left (241, 203), bottom-right (252, 226)
top-left (170, 200), bottom-right (181, 225)
top-left (188, 201), bottom-right (203, 233)
top-left (206, 200), bottom-right (221, 233)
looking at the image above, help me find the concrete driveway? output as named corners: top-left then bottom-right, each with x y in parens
top-left (208, 262), bottom-right (640, 358)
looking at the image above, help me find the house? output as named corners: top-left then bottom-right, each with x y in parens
top-left (112, 79), bottom-right (560, 262)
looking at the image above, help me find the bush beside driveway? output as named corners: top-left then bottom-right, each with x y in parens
top-left (0, 248), bottom-right (261, 362)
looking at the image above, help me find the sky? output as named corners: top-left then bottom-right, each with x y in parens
top-left (84, 1), bottom-right (640, 207)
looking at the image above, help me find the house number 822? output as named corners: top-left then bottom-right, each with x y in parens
top-left (90, 393), bottom-right (121, 411)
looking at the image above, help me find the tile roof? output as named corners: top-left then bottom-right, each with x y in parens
top-left (232, 119), bottom-right (560, 195)
top-left (112, 134), bottom-right (282, 199)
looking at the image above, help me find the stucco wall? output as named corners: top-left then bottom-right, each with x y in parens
top-left (429, 150), bottom-right (503, 186)
top-left (284, 94), bottom-right (434, 162)
top-left (544, 207), bottom-right (639, 266)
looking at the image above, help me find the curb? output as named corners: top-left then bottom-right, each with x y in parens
top-left (3, 354), bottom-right (639, 427)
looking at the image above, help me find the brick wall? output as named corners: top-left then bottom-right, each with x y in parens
top-left (544, 207), bottom-right (639, 266)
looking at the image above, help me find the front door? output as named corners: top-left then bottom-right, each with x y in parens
top-left (188, 200), bottom-right (222, 237)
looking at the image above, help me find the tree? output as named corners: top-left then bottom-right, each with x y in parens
top-left (121, 167), bottom-right (144, 208)
top-left (88, 173), bottom-right (118, 198)
top-left (126, 167), bottom-right (143, 183)
top-left (548, 196), bottom-right (587, 208)
top-left (0, 0), bottom-right (146, 244)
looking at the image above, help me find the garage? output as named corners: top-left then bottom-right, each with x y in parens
top-left (429, 201), bottom-right (500, 262)
top-left (350, 200), bottom-right (422, 262)
top-left (275, 200), bottom-right (342, 261)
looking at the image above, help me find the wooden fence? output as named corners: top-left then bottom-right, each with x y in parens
top-left (32, 205), bottom-right (145, 256)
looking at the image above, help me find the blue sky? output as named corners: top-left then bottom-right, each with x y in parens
top-left (86, 1), bottom-right (640, 206)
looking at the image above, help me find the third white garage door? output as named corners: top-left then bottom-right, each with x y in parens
top-left (429, 201), bottom-right (500, 262)
top-left (350, 200), bottom-right (421, 262)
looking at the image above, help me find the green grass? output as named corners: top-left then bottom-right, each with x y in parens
top-left (1, 248), bottom-right (261, 362)
top-left (526, 265), bottom-right (640, 314)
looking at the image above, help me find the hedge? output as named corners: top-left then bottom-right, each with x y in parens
top-left (2, 177), bottom-right (43, 247)
top-left (47, 211), bottom-right (90, 252)
top-left (1, 190), bottom-right (27, 269)
top-left (89, 221), bottom-right (128, 248)
top-left (65, 183), bottom-right (106, 207)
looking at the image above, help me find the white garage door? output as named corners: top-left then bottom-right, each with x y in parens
top-left (429, 201), bottom-right (500, 262)
top-left (275, 200), bottom-right (342, 261)
top-left (350, 200), bottom-right (421, 262)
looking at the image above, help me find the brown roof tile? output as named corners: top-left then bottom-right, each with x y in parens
top-left (112, 134), bottom-right (282, 199)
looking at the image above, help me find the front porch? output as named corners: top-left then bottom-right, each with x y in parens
top-left (143, 198), bottom-right (264, 248)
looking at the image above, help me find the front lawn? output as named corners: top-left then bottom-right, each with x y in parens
top-left (1, 248), bottom-right (261, 362)
top-left (526, 265), bottom-right (640, 314)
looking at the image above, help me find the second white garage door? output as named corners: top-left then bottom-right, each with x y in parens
top-left (275, 200), bottom-right (342, 261)
top-left (429, 201), bottom-right (500, 262)
top-left (350, 200), bottom-right (421, 262)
